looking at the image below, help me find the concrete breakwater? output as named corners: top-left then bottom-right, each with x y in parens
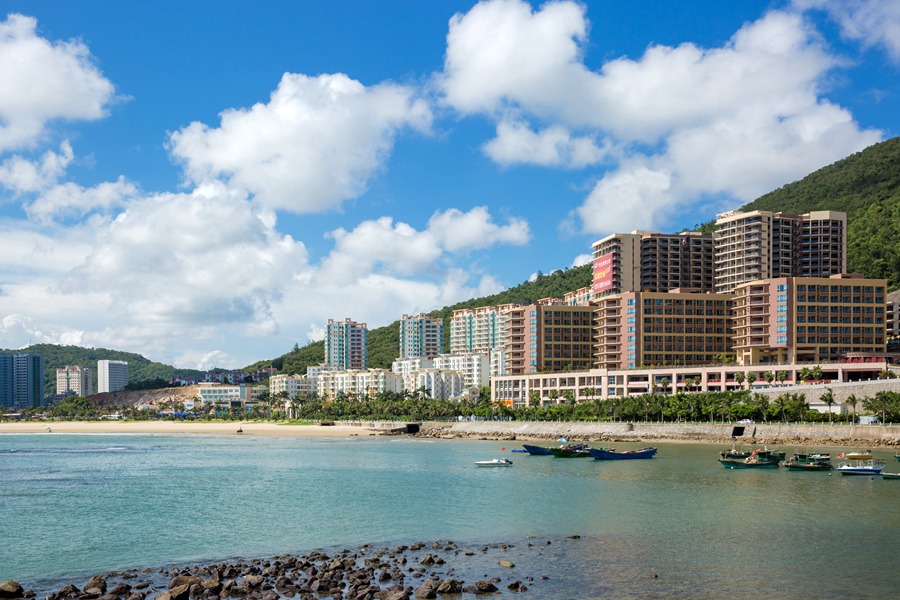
top-left (418, 421), bottom-right (900, 447)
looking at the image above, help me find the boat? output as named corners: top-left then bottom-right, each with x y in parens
top-left (719, 446), bottom-right (785, 461)
top-left (521, 444), bottom-right (553, 456)
top-left (549, 443), bottom-right (592, 458)
top-left (590, 447), bottom-right (657, 460)
top-left (781, 452), bottom-right (833, 471)
top-left (719, 449), bottom-right (780, 469)
top-left (475, 458), bottom-right (513, 467)
top-left (839, 450), bottom-right (873, 461)
top-left (837, 458), bottom-right (885, 476)
top-left (881, 472), bottom-right (900, 480)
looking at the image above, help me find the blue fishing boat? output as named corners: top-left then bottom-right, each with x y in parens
top-left (590, 447), bottom-right (657, 460)
top-left (837, 458), bottom-right (885, 476)
top-left (719, 449), bottom-right (780, 469)
top-left (521, 444), bottom-right (553, 456)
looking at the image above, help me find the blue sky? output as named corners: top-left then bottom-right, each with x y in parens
top-left (1, 0), bottom-right (898, 370)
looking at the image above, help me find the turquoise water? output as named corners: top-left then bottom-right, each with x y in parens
top-left (1, 434), bottom-right (898, 598)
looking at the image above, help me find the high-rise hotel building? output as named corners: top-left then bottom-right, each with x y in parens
top-left (714, 210), bottom-right (847, 293)
top-left (591, 230), bottom-right (715, 298)
top-left (504, 302), bottom-right (595, 375)
top-left (56, 365), bottom-right (93, 397)
top-left (594, 291), bottom-right (732, 370)
top-left (0, 353), bottom-right (45, 409)
top-left (732, 274), bottom-right (886, 365)
top-left (399, 313), bottom-right (444, 359)
top-left (324, 318), bottom-right (368, 370)
top-left (97, 360), bottom-right (129, 393)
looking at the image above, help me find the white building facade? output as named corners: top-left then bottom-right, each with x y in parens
top-left (56, 365), bottom-right (93, 397)
top-left (97, 360), bottom-right (128, 393)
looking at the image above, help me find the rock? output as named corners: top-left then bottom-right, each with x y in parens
top-left (125, 593), bottom-right (145, 600)
top-left (108, 583), bottom-right (132, 597)
top-left (156, 584), bottom-right (190, 600)
top-left (474, 581), bottom-right (498, 594)
top-left (434, 580), bottom-right (462, 594)
top-left (499, 560), bottom-right (515, 568)
top-left (413, 579), bottom-right (438, 599)
top-left (418, 556), bottom-right (434, 567)
top-left (239, 577), bottom-right (263, 590)
top-left (0, 581), bottom-right (24, 599)
top-left (84, 578), bottom-right (107, 595)
top-left (169, 578), bottom-right (201, 591)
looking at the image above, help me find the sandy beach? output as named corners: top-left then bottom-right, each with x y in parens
top-left (0, 420), bottom-right (378, 437)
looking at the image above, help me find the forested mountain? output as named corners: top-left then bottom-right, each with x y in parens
top-left (740, 137), bottom-right (900, 286)
top-left (251, 264), bottom-right (592, 374)
top-left (0, 343), bottom-right (205, 394)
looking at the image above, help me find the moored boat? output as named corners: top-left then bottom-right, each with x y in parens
top-left (719, 449), bottom-right (780, 469)
top-left (549, 444), bottom-right (592, 458)
top-left (837, 458), bottom-right (885, 476)
top-left (521, 444), bottom-right (552, 456)
top-left (781, 452), bottom-right (833, 471)
top-left (881, 472), bottom-right (900, 480)
top-left (475, 458), bottom-right (513, 467)
top-left (839, 450), bottom-right (873, 461)
top-left (590, 447), bottom-right (657, 460)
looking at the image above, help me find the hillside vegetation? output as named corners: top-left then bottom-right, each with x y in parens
top-left (0, 343), bottom-right (205, 394)
top-left (741, 137), bottom-right (900, 286)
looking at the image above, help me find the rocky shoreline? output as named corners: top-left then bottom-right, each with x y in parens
top-left (415, 421), bottom-right (900, 448)
top-left (1, 538), bottom-right (589, 600)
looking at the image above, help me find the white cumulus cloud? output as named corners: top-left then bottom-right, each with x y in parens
top-left (169, 72), bottom-right (432, 214)
top-left (796, 0), bottom-right (900, 62)
top-left (0, 14), bottom-right (115, 150)
top-left (440, 0), bottom-right (882, 235)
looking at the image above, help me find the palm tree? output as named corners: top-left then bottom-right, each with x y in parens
top-left (763, 371), bottom-right (775, 386)
top-left (776, 370), bottom-right (789, 386)
top-left (746, 372), bottom-right (757, 388)
top-left (734, 372), bottom-right (746, 390)
top-left (844, 394), bottom-right (858, 423)
top-left (820, 387), bottom-right (834, 423)
top-left (658, 377), bottom-right (670, 395)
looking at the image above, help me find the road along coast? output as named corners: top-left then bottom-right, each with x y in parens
top-left (417, 420), bottom-right (900, 448)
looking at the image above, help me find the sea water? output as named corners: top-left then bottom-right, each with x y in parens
top-left (1, 433), bottom-right (898, 599)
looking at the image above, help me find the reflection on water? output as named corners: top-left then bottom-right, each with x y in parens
top-left (0, 435), bottom-right (898, 598)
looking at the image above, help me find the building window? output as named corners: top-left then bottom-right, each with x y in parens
top-left (777, 284), bottom-right (787, 292)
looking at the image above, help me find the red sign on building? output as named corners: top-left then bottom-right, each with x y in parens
top-left (592, 252), bottom-right (614, 294)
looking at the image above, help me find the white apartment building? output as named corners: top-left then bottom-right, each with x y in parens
top-left (56, 365), bottom-right (93, 397)
top-left (196, 382), bottom-right (251, 409)
top-left (414, 369), bottom-right (464, 401)
top-left (269, 374), bottom-right (316, 399)
top-left (432, 353), bottom-right (489, 388)
top-left (97, 360), bottom-right (128, 393)
top-left (391, 357), bottom-right (434, 392)
top-left (316, 369), bottom-right (403, 400)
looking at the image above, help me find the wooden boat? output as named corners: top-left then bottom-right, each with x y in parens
top-left (475, 458), bottom-right (513, 467)
top-left (881, 472), bottom-right (900, 480)
top-left (781, 453), bottom-right (833, 471)
top-left (719, 446), bottom-right (785, 461)
top-left (719, 449), bottom-right (780, 469)
top-left (837, 458), bottom-right (885, 476)
top-left (521, 444), bottom-right (553, 456)
top-left (590, 447), bottom-right (657, 460)
top-left (549, 443), bottom-right (592, 458)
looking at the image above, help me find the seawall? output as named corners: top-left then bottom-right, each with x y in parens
top-left (419, 420), bottom-right (900, 447)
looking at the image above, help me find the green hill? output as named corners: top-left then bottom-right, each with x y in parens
top-left (0, 343), bottom-right (205, 395)
top-left (251, 264), bottom-right (592, 374)
top-left (741, 137), bottom-right (900, 286)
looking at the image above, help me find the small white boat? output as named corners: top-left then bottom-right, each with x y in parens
top-left (837, 458), bottom-right (885, 476)
top-left (475, 458), bottom-right (513, 467)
